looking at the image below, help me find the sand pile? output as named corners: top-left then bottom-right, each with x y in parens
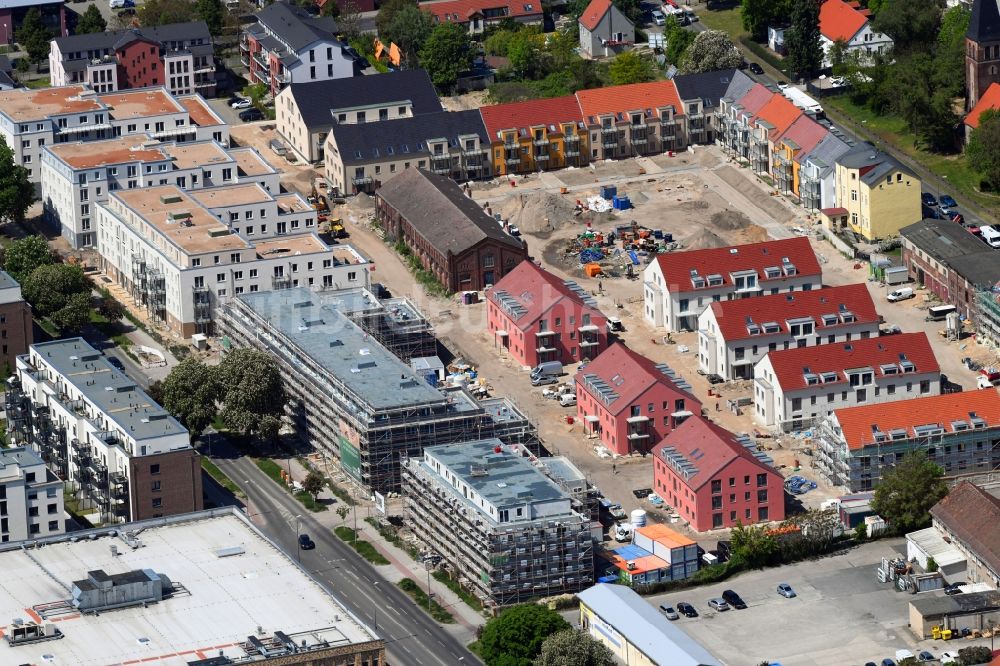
top-left (495, 191), bottom-right (578, 233)
top-left (711, 210), bottom-right (751, 230)
top-left (684, 228), bottom-right (727, 250)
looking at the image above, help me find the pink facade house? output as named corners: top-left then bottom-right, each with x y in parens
top-left (486, 261), bottom-right (607, 368)
top-left (575, 343), bottom-right (700, 456)
top-left (652, 417), bottom-right (785, 532)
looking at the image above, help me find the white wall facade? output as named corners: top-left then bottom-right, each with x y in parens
top-left (0, 450), bottom-right (64, 543)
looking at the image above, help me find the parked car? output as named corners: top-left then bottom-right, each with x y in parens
top-left (917, 652), bottom-right (935, 662)
top-left (895, 650), bottom-right (915, 662)
top-left (106, 356), bottom-right (125, 372)
top-left (941, 651), bottom-right (960, 664)
top-left (659, 604), bottom-right (679, 620)
top-left (748, 62), bottom-right (764, 75)
top-left (776, 583), bottom-right (796, 598)
top-left (706, 373), bottom-right (724, 385)
top-left (109, 0), bottom-right (134, 7)
top-left (943, 582), bottom-right (965, 595)
top-left (921, 192), bottom-right (939, 207)
top-left (708, 598), bottom-right (730, 611)
top-left (651, 9), bottom-right (665, 25)
top-left (298, 534), bottom-right (315, 550)
top-left (887, 287), bottom-right (914, 302)
top-left (721, 589), bottom-right (746, 609)
top-left (881, 660), bottom-right (896, 666)
top-left (231, 97), bottom-right (252, 109)
top-left (239, 108), bottom-right (264, 122)
top-left (676, 602), bottom-right (698, 617)
top-left (939, 194), bottom-right (957, 209)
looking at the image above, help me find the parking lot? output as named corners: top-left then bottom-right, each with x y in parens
top-left (642, 538), bottom-right (994, 666)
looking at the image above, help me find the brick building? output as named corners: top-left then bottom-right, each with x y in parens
top-left (575, 343), bottom-right (699, 455)
top-left (651, 417), bottom-right (785, 532)
top-left (375, 168), bottom-right (526, 292)
top-left (487, 260), bottom-right (608, 368)
top-left (966, 0), bottom-right (1000, 110)
top-left (0, 271), bottom-right (32, 376)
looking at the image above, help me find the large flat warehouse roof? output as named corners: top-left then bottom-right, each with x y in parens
top-left (0, 510), bottom-right (378, 666)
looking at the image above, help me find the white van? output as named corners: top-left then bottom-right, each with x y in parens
top-left (887, 287), bottom-right (914, 302)
top-left (981, 224), bottom-right (1000, 248)
top-left (558, 393), bottom-right (577, 407)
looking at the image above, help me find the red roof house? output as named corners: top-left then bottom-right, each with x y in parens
top-left (964, 82), bottom-right (1000, 141)
top-left (652, 417), bottom-right (786, 531)
top-left (419, 0), bottom-right (543, 33)
top-left (575, 343), bottom-right (701, 455)
top-left (819, 0), bottom-right (870, 42)
top-left (642, 236), bottom-right (822, 331)
top-left (479, 95), bottom-right (583, 139)
top-left (575, 80), bottom-right (683, 123)
top-left (486, 261), bottom-right (608, 368)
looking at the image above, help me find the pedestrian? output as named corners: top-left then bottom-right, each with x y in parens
top-left (612, 463), bottom-right (617, 475)
top-left (715, 401), bottom-right (720, 412)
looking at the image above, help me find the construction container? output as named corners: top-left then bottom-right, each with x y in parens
top-left (630, 509), bottom-right (647, 528)
top-left (600, 185), bottom-right (617, 200)
top-left (612, 195), bottom-right (632, 210)
top-left (583, 263), bottom-right (602, 277)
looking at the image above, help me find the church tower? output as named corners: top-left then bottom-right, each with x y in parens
top-left (968, 0), bottom-right (1000, 110)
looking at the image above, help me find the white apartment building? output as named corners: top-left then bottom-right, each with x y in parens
top-left (7, 338), bottom-right (201, 525)
top-left (95, 184), bottom-right (371, 337)
top-left (41, 136), bottom-right (278, 249)
top-left (0, 85), bottom-right (227, 183)
top-left (0, 447), bottom-right (65, 543)
top-left (753, 332), bottom-right (941, 431)
top-left (698, 283), bottom-right (881, 381)
top-left (643, 237), bottom-right (822, 332)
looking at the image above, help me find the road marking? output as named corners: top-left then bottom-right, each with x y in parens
top-left (388, 607), bottom-right (401, 616)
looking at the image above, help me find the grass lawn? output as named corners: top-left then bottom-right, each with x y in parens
top-left (398, 578), bottom-right (456, 624)
top-left (334, 526), bottom-right (391, 565)
top-left (698, 5), bottom-right (745, 39)
top-left (24, 77), bottom-right (51, 89)
top-left (824, 95), bottom-right (1000, 222)
top-left (201, 457), bottom-right (245, 498)
top-left (432, 570), bottom-right (483, 612)
top-left (254, 457), bottom-right (327, 512)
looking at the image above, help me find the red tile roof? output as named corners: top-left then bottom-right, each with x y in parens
top-left (488, 260), bottom-right (604, 329)
top-left (819, 0), bottom-right (869, 42)
top-left (833, 388), bottom-right (1000, 451)
top-left (420, 0), bottom-right (543, 24)
top-left (575, 342), bottom-right (699, 416)
top-left (930, 481), bottom-right (1000, 587)
top-left (734, 83), bottom-right (774, 116)
top-left (761, 332), bottom-right (938, 392)
top-left (651, 416), bottom-right (779, 491)
top-left (754, 93), bottom-right (802, 140)
top-left (965, 82), bottom-right (1000, 129)
top-left (479, 95), bottom-right (583, 140)
top-left (652, 236), bottom-right (821, 294)
top-left (707, 283), bottom-right (879, 342)
top-left (779, 115), bottom-right (827, 161)
top-left (576, 80), bottom-right (683, 120)
top-left (579, 0), bottom-right (611, 31)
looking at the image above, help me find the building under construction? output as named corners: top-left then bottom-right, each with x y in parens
top-left (402, 439), bottom-right (594, 608)
top-left (318, 286), bottom-right (436, 363)
top-left (219, 288), bottom-right (538, 494)
top-left (815, 389), bottom-right (1000, 492)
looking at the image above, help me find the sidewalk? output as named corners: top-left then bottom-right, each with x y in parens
top-left (271, 453), bottom-right (486, 641)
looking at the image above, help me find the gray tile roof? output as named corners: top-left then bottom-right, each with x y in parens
top-left (331, 109), bottom-right (487, 165)
top-left (899, 218), bottom-right (1000, 287)
top-left (969, 0), bottom-right (1000, 43)
top-left (577, 584), bottom-right (722, 666)
top-left (929, 481), bottom-right (1000, 581)
top-left (52, 22), bottom-right (213, 59)
top-left (376, 168), bottom-right (525, 257)
top-left (673, 68), bottom-right (753, 110)
top-left (290, 70), bottom-right (441, 129)
top-left (253, 2), bottom-right (340, 53)
top-left (803, 131), bottom-right (852, 174)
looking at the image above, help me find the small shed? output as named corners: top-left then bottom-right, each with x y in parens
top-left (410, 356), bottom-right (445, 386)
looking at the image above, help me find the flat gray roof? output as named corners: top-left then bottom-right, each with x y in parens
top-left (910, 589), bottom-right (1000, 617)
top-left (423, 439), bottom-right (569, 511)
top-left (0, 446), bottom-right (43, 468)
top-left (29, 338), bottom-right (187, 442)
top-left (0, 269), bottom-right (19, 291)
top-left (0, 510), bottom-right (377, 665)
top-left (578, 584), bottom-right (722, 666)
top-left (234, 288), bottom-right (446, 411)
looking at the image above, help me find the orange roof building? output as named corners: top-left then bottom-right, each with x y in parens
top-left (964, 81), bottom-right (1000, 140)
top-left (419, 0), bottom-right (543, 34)
top-left (817, 0), bottom-right (892, 68)
top-left (818, 388), bottom-right (1000, 492)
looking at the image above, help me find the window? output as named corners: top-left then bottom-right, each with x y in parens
top-left (712, 513), bottom-right (723, 528)
top-left (757, 489), bottom-right (768, 503)
top-left (28, 507), bottom-right (38, 517)
top-left (26, 472), bottom-right (35, 483)
top-left (48, 520), bottom-right (59, 531)
top-left (47, 503), bottom-right (58, 514)
top-left (712, 496), bottom-right (723, 509)
top-left (756, 473), bottom-right (768, 487)
top-left (711, 479), bottom-right (722, 494)
top-left (152, 498), bottom-right (162, 508)
top-left (151, 480), bottom-right (161, 492)
top-left (150, 464), bottom-right (160, 475)
top-left (217, 273), bottom-right (226, 283)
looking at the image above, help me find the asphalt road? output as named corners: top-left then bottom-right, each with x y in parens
top-left (213, 453), bottom-right (479, 666)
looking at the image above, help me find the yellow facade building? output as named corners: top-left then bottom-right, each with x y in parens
top-left (479, 95), bottom-right (588, 177)
top-left (830, 146), bottom-right (922, 240)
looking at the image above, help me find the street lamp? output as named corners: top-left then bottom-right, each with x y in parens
top-left (372, 581), bottom-right (380, 630)
top-left (424, 558), bottom-right (434, 612)
top-left (294, 514), bottom-right (303, 563)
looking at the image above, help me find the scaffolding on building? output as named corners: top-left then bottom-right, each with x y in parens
top-left (975, 287), bottom-right (1000, 348)
top-left (327, 287), bottom-right (437, 363)
top-left (130, 254), bottom-right (166, 324)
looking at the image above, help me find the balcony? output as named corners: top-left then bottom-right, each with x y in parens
top-left (430, 154), bottom-right (451, 174)
top-left (532, 137), bottom-right (549, 146)
top-left (630, 126), bottom-right (648, 144)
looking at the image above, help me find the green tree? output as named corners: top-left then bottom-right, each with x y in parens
top-left (22, 264), bottom-right (92, 331)
top-left (957, 646), bottom-right (992, 665)
top-left (303, 470), bottom-right (325, 499)
top-left (382, 4), bottom-right (433, 69)
top-left (19, 8), bottom-right (52, 64)
top-left (936, 4), bottom-right (971, 97)
top-left (506, 28), bottom-right (543, 79)
top-left (784, 0), bottom-right (822, 80)
top-left (0, 138), bottom-right (35, 227)
top-left (664, 16), bottom-right (695, 66)
top-left (160, 357), bottom-right (220, 438)
top-left (872, 0), bottom-right (943, 54)
top-left (75, 5), bottom-right (108, 34)
top-left (871, 450), bottom-right (948, 533)
top-left (730, 521), bottom-right (778, 567)
top-left (376, 0), bottom-right (418, 41)
top-left (48, 291), bottom-right (92, 333)
top-left (885, 53), bottom-right (959, 152)
top-left (98, 297), bottom-right (126, 322)
top-left (336, 0), bottom-right (363, 41)
top-left (607, 51), bottom-right (653, 85)
top-left (139, 0), bottom-right (195, 27)
top-left (741, 0), bottom-right (790, 42)
top-left (1, 235), bottom-right (51, 285)
top-left (419, 22), bottom-right (472, 91)
top-left (336, 505), bottom-right (350, 524)
top-left (967, 109), bottom-right (1000, 189)
top-left (534, 629), bottom-right (615, 666)
top-left (680, 30), bottom-right (743, 74)
top-left (479, 604), bottom-right (570, 666)
top-left (194, 0), bottom-right (225, 36)
top-left (217, 348), bottom-right (286, 441)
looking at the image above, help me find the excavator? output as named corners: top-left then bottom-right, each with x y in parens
top-left (309, 184), bottom-right (346, 238)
